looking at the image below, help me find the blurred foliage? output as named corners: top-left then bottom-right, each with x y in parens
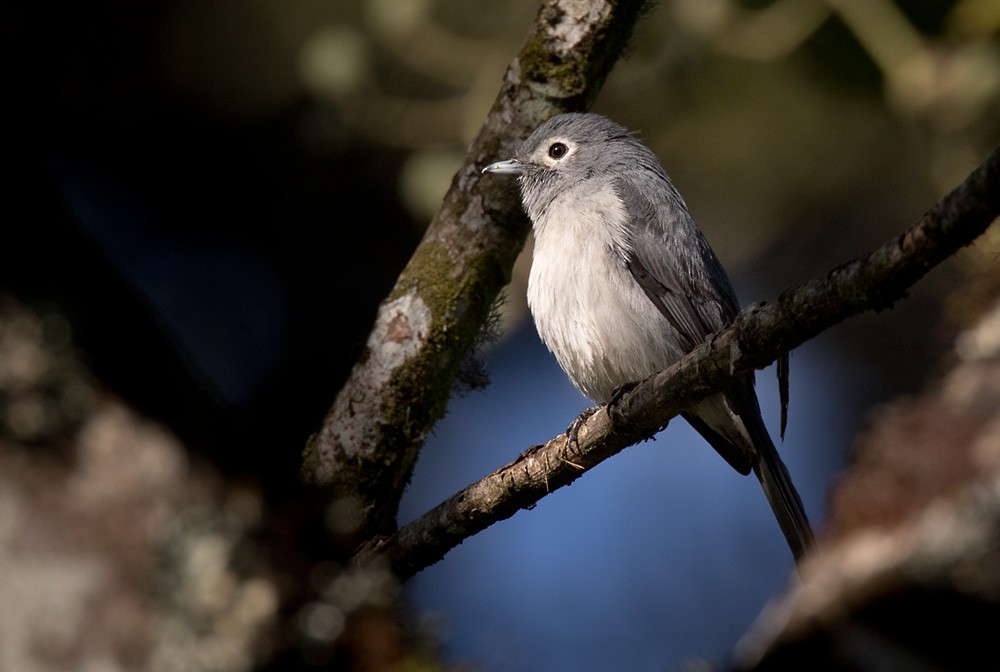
top-left (156, 0), bottom-right (999, 324)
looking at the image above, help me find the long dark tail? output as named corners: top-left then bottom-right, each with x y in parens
top-left (746, 418), bottom-right (813, 562)
top-left (685, 404), bottom-right (814, 562)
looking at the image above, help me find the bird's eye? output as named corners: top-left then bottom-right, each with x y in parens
top-left (548, 142), bottom-right (568, 159)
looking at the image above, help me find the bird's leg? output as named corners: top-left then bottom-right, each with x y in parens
top-left (606, 381), bottom-right (638, 426)
top-left (562, 382), bottom-right (640, 461)
top-left (563, 406), bottom-right (600, 457)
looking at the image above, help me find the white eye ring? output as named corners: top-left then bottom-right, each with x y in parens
top-left (548, 142), bottom-right (568, 159)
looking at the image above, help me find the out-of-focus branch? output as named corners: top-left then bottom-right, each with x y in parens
top-left (356, 145), bottom-right (1000, 581)
top-left (734, 292), bottom-right (1000, 671)
top-left (301, 0), bottom-right (653, 535)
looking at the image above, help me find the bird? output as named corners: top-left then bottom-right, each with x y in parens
top-left (482, 112), bottom-right (813, 562)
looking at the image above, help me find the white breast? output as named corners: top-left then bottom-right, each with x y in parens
top-left (526, 182), bottom-right (689, 403)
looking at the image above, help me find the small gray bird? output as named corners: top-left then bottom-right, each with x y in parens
top-left (483, 112), bottom-right (813, 562)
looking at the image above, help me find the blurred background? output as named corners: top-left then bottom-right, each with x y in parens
top-left (2, 0), bottom-right (999, 670)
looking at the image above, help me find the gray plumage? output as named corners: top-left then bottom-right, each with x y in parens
top-left (483, 112), bottom-right (813, 562)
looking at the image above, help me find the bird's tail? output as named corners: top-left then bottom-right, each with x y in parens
top-left (686, 391), bottom-right (815, 562)
top-left (746, 419), bottom-right (814, 562)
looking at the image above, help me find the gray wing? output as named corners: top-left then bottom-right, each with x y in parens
top-left (614, 177), bottom-right (811, 558)
top-left (615, 175), bottom-right (753, 475)
top-left (615, 176), bottom-right (792, 439)
top-left (613, 176), bottom-right (740, 351)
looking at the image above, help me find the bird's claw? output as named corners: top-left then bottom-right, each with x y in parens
top-left (606, 382), bottom-right (638, 425)
top-left (564, 406), bottom-right (600, 456)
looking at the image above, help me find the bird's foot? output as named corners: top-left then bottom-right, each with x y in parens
top-left (606, 382), bottom-right (638, 425)
top-left (563, 406), bottom-right (600, 458)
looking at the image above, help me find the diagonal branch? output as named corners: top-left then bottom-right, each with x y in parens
top-left (300, 0), bottom-right (653, 535)
top-left (356, 145), bottom-right (1000, 581)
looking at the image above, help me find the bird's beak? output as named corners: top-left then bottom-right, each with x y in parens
top-left (482, 159), bottom-right (523, 175)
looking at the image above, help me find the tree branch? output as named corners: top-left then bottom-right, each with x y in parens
top-left (356, 145), bottom-right (1000, 581)
top-left (301, 0), bottom-right (652, 534)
